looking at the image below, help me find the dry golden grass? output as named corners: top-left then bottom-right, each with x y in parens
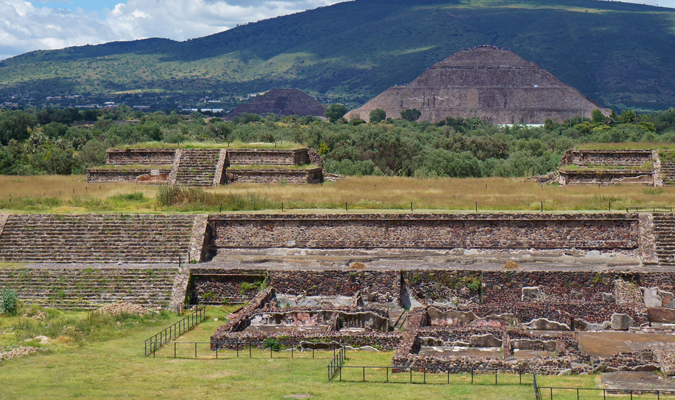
top-left (211, 176), bottom-right (675, 212)
top-left (1, 175), bottom-right (675, 213)
top-left (0, 176), bottom-right (156, 202)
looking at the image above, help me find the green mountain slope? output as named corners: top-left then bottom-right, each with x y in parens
top-left (1, 0), bottom-right (674, 110)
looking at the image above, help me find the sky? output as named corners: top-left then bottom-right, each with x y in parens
top-left (0, 0), bottom-right (673, 61)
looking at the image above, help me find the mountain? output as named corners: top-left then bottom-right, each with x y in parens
top-left (1, 0), bottom-right (674, 111)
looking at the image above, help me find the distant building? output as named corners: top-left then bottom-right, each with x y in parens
top-left (225, 88), bottom-right (325, 120)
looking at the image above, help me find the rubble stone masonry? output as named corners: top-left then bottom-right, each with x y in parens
top-left (208, 213), bottom-right (639, 250)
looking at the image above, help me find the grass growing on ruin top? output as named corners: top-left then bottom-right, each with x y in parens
top-left (87, 164), bottom-right (174, 171)
top-left (575, 142), bottom-right (675, 150)
top-left (226, 163), bottom-right (321, 170)
top-left (4, 175), bottom-right (675, 213)
top-left (559, 162), bottom-right (654, 171)
top-left (113, 140), bottom-right (305, 150)
top-left (0, 305), bottom-right (597, 400)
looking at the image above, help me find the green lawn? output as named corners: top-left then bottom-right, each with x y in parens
top-left (0, 306), bottom-right (625, 399)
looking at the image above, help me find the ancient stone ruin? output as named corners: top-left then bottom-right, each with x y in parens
top-left (87, 147), bottom-right (323, 186)
top-left (5, 211), bottom-right (675, 378)
top-left (346, 46), bottom-right (607, 124)
top-left (556, 148), bottom-right (675, 186)
top-left (224, 88), bottom-right (326, 121)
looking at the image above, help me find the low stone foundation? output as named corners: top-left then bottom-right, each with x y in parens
top-left (225, 168), bottom-right (323, 184)
top-left (86, 168), bottom-right (169, 183)
top-left (106, 149), bottom-right (176, 165)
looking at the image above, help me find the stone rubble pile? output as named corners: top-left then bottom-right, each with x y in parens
top-left (97, 302), bottom-right (151, 316)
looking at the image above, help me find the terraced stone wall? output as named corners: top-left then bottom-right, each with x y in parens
top-left (560, 150), bottom-right (654, 167)
top-left (226, 149), bottom-right (309, 166)
top-left (106, 149), bottom-right (176, 165)
top-left (86, 168), bottom-right (169, 183)
top-left (0, 267), bottom-right (177, 309)
top-left (208, 214), bottom-right (639, 251)
top-left (558, 170), bottom-right (654, 185)
top-left (268, 270), bottom-right (400, 304)
top-left (189, 268), bottom-right (267, 304)
top-left (0, 214), bottom-right (195, 263)
top-left (225, 168), bottom-right (322, 184)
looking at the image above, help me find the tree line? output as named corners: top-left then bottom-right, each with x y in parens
top-left (0, 105), bottom-right (674, 178)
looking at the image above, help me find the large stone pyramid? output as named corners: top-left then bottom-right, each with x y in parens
top-left (225, 88), bottom-right (325, 120)
top-left (346, 46), bottom-right (607, 124)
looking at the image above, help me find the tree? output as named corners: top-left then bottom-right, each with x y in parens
top-left (591, 109), bottom-right (605, 124)
top-left (400, 109), bottom-right (421, 122)
top-left (324, 104), bottom-right (346, 123)
top-left (0, 111), bottom-right (38, 145)
top-left (619, 109), bottom-right (637, 124)
top-left (369, 108), bottom-right (386, 123)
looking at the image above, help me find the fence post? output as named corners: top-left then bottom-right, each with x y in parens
top-left (387, 368), bottom-right (389, 383)
top-left (424, 368), bottom-right (426, 384)
top-left (174, 342), bottom-right (176, 358)
top-left (195, 342), bottom-right (197, 359)
top-left (495, 370), bottom-right (497, 385)
top-left (410, 368), bottom-right (412, 383)
top-left (471, 368), bottom-right (474, 384)
top-left (250, 344), bottom-right (252, 358)
top-left (576, 388), bottom-right (579, 400)
top-left (363, 367), bottom-right (365, 382)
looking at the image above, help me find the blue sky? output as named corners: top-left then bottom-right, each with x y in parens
top-left (1, 0), bottom-right (674, 61)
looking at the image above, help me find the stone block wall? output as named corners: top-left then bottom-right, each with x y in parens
top-left (225, 168), bottom-right (322, 184)
top-left (560, 150), bottom-right (654, 167)
top-left (268, 270), bottom-right (400, 304)
top-left (106, 149), bottom-right (176, 165)
top-left (189, 269), bottom-right (267, 304)
top-left (86, 169), bottom-right (169, 183)
top-left (558, 170), bottom-right (654, 185)
top-left (208, 213), bottom-right (639, 251)
top-left (225, 149), bottom-right (309, 166)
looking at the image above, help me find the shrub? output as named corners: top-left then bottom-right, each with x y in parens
top-left (1, 288), bottom-right (19, 315)
top-left (263, 337), bottom-right (281, 351)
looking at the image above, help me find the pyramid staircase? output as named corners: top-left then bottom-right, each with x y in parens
top-left (0, 214), bottom-right (194, 263)
top-left (0, 267), bottom-right (177, 309)
top-left (172, 149), bottom-right (222, 186)
top-left (653, 214), bottom-right (675, 266)
top-left (661, 158), bottom-right (675, 186)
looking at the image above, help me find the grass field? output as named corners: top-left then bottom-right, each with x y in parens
top-left (1, 175), bottom-right (675, 213)
top-left (0, 305), bottom-right (611, 400)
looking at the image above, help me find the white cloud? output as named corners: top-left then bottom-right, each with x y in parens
top-left (0, 0), bottom-right (342, 60)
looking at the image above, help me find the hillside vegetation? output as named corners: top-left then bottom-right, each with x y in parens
top-left (1, 0), bottom-right (674, 110)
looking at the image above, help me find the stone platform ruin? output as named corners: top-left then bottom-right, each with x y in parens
top-left (555, 148), bottom-right (675, 186)
top-left (87, 147), bottom-right (323, 186)
top-left (5, 211), bottom-right (675, 375)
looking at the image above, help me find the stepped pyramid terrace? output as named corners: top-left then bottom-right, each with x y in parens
top-left (86, 143), bottom-right (324, 186)
top-left (555, 145), bottom-right (675, 187)
top-left (346, 46), bottom-right (608, 124)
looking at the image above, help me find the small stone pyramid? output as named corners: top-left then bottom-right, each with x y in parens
top-left (225, 88), bottom-right (325, 120)
top-left (346, 46), bottom-right (607, 124)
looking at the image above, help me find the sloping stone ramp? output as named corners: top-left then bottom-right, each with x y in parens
top-left (0, 214), bottom-right (195, 263)
top-left (0, 267), bottom-right (177, 309)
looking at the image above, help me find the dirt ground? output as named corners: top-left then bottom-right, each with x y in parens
top-left (577, 332), bottom-right (675, 357)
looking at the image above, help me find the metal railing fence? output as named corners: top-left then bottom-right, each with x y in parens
top-left (148, 340), bottom-right (343, 360)
top-left (536, 386), bottom-right (675, 399)
top-left (328, 365), bottom-right (536, 385)
top-left (143, 306), bottom-right (206, 356)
